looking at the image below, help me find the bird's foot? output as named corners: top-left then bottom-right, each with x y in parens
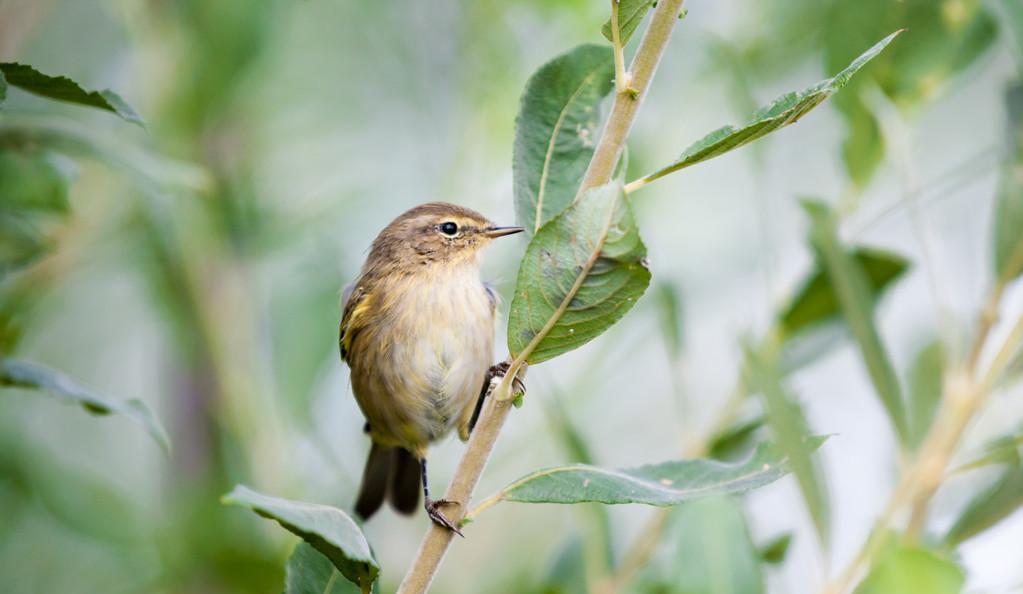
top-left (488, 361), bottom-right (527, 397)
top-left (425, 498), bottom-right (464, 537)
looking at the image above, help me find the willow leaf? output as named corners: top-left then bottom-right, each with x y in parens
top-left (854, 546), bottom-right (963, 594)
top-left (779, 247), bottom-right (909, 339)
top-left (630, 31), bottom-right (901, 188)
top-left (600, 0), bottom-right (656, 46)
top-left (945, 446), bottom-right (1023, 546)
top-left (746, 346), bottom-right (830, 544)
top-left (513, 44), bottom-right (614, 233)
top-left (0, 63), bottom-right (143, 125)
top-left (0, 357), bottom-right (169, 452)
top-left (222, 485), bottom-right (378, 592)
top-left (508, 182), bottom-right (650, 364)
top-left (802, 200), bottom-right (909, 445)
top-left (994, 84), bottom-right (1023, 282)
top-left (285, 542), bottom-right (360, 594)
top-left (481, 439), bottom-right (823, 507)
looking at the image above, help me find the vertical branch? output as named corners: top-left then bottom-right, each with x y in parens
top-left (396, 2), bottom-right (687, 592)
top-left (579, 0), bottom-right (688, 194)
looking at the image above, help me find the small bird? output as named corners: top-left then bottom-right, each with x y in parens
top-left (339, 202), bottom-right (523, 534)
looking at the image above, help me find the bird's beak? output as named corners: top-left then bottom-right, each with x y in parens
top-left (484, 226), bottom-right (525, 238)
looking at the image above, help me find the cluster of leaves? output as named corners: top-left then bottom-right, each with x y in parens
top-left (0, 63), bottom-right (167, 448)
top-left (221, 5), bottom-right (914, 591)
top-left (731, 0), bottom-right (998, 188)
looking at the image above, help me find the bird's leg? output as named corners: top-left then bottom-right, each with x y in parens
top-left (421, 458), bottom-right (463, 537)
top-left (469, 361), bottom-right (527, 433)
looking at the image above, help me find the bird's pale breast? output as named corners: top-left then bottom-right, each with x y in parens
top-left (348, 265), bottom-right (494, 455)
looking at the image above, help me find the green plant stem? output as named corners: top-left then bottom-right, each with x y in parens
top-left (395, 3), bottom-right (687, 592)
top-left (823, 303), bottom-right (1023, 593)
top-left (610, 0), bottom-right (631, 96)
top-left (578, 0), bottom-right (687, 195)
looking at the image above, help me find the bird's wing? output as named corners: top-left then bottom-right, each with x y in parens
top-left (339, 281), bottom-right (371, 363)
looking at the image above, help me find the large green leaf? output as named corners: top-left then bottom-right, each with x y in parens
top-left (628, 31), bottom-right (901, 189)
top-left (601, 0), bottom-right (656, 46)
top-left (0, 357), bottom-right (170, 452)
top-left (853, 546), bottom-right (964, 594)
top-left (802, 200), bottom-right (909, 445)
top-left (907, 340), bottom-right (944, 451)
top-left (476, 439), bottom-right (823, 508)
top-left (285, 543), bottom-right (360, 594)
top-left (221, 485), bottom-right (378, 592)
top-left (508, 182), bottom-right (650, 364)
top-left (993, 85), bottom-right (1023, 282)
top-left (779, 248), bottom-right (909, 339)
top-left (0, 63), bottom-right (143, 125)
top-left (945, 445), bottom-right (1023, 546)
top-left (513, 45), bottom-right (614, 233)
top-left (746, 345), bottom-right (830, 544)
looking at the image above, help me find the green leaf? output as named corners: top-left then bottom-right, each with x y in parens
top-left (707, 415), bottom-right (765, 462)
top-left (221, 485), bottom-right (378, 592)
top-left (508, 182), bottom-right (651, 364)
top-left (993, 84), bottom-right (1023, 282)
top-left (601, 0), bottom-right (656, 46)
top-left (802, 200), bottom-right (910, 445)
top-left (513, 45), bottom-right (615, 233)
top-left (285, 543), bottom-right (360, 594)
top-left (746, 345), bottom-right (830, 545)
top-left (779, 247), bottom-right (910, 339)
top-left (545, 394), bottom-right (597, 466)
top-left (907, 340), bottom-right (944, 451)
top-left (956, 433), bottom-right (1023, 473)
top-left (537, 537), bottom-right (588, 594)
top-left (945, 446), bottom-right (1023, 546)
top-left (480, 439), bottom-right (824, 507)
top-left (630, 31), bottom-right (902, 188)
top-left (654, 281), bottom-right (685, 358)
top-left (757, 532), bottom-right (793, 565)
top-left (641, 497), bottom-right (764, 594)
top-left (822, 0), bottom-right (996, 186)
top-left (0, 70), bottom-right (6, 106)
top-left (0, 149), bottom-right (73, 214)
top-left (854, 546), bottom-right (964, 594)
top-left (0, 63), bottom-right (144, 125)
top-left (0, 215), bottom-right (51, 274)
top-left (0, 357), bottom-right (170, 452)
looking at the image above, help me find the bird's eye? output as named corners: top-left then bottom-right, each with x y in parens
top-left (439, 221), bottom-right (459, 236)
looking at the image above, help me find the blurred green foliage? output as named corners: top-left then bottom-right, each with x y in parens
top-left (0, 0), bottom-right (1017, 593)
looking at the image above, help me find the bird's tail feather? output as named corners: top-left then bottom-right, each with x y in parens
top-left (389, 447), bottom-right (421, 515)
top-left (355, 443), bottom-right (392, 520)
top-left (355, 443), bottom-right (422, 520)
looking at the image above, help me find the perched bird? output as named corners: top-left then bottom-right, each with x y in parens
top-left (339, 202), bottom-right (523, 534)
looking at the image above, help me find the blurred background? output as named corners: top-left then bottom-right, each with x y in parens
top-left (0, 0), bottom-right (1021, 593)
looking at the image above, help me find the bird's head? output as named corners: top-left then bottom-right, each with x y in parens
top-left (367, 202), bottom-right (523, 270)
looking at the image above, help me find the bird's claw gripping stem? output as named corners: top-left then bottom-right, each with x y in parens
top-left (425, 498), bottom-right (463, 537)
top-left (488, 361), bottom-right (527, 398)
